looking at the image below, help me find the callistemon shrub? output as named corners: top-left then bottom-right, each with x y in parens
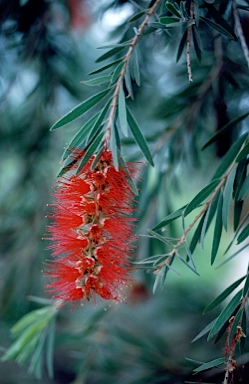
top-left (45, 150), bottom-right (137, 305)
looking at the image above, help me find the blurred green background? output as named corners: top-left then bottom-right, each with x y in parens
top-left (1, 1), bottom-right (249, 383)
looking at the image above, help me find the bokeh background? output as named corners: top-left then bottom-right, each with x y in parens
top-left (1, 1), bottom-right (249, 383)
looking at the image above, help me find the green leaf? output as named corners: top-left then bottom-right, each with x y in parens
top-left (234, 200), bottom-right (244, 232)
top-left (192, 26), bottom-right (202, 62)
top-left (124, 62), bottom-right (134, 100)
top-left (222, 167), bottom-right (236, 231)
top-left (76, 131), bottom-right (105, 175)
top-left (87, 58), bottom-right (123, 75)
top-left (200, 16), bottom-right (236, 40)
top-left (238, 174), bottom-right (249, 200)
top-left (128, 10), bottom-right (145, 22)
top-left (152, 205), bottom-right (187, 230)
top-left (200, 193), bottom-right (218, 248)
top-left (126, 107), bottom-right (154, 166)
top-left (184, 179), bottom-right (220, 217)
top-left (207, 289), bottom-right (242, 340)
top-left (165, 2), bottom-right (182, 18)
top-left (131, 48), bottom-right (141, 86)
top-left (204, 3), bottom-right (237, 40)
top-left (211, 193), bottom-right (223, 265)
top-left (192, 318), bottom-right (217, 342)
top-left (159, 16), bottom-right (182, 24)
top-left (237, 222), bottom-right (249, 244)
top-left (46, 320), bottom-right (55, 379)
top-left (86, 98), bottom-right (112, 144)
top-left (243, 271), bottom-right (249, 297)
top-left (148, 229), bottom-right (173, 247)
top-left (236, 141), bottom-right (249, 162)
top-left (189, 215), bottom-right (205, 254)
top-left (233, 158), bottom-right (247, 201)
top-left (62, 114), bottom-right (100, 160)
top-left (96, 46), bottom-right (125, 63)
top-left (110, 122), bottom-right (120, 170)
top-left (203, 275), bottom-right (246, 313)
top-left (178, 255), bottom-right (200, 276)
top-left (111, 62), bottom-right (124, 84)
top-left (117, 149), bottom-right (139, 195)
top-left (229, 308), bottom-right (244, 344)
top-left (176, 28), bottom-right (188, 62)
top-left (81, 75), bottom-right (111, 86)
top-left (212, 133), bottom-right (248, 180)
top-left (240, 310), bottom-right (247, 354)
top-left (203, 112), bottom-right (249, 149)
top-left (216, 243), bottom-right (249, 268)
top-left (118, 86), bottom-right (128, 136)
top-left (193, 357), bottom-right (226, 373)
top-left (50, 89), bottom-right (111, 130)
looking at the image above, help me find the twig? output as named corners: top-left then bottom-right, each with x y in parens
top-left (155, 160), bottom-right (236, 272)
top-left (105, 0), bottom-right (162, 145)
top-left (186, 0), bottom-right (194, 82)
top-left (233, 0), bottom-right (249, 70)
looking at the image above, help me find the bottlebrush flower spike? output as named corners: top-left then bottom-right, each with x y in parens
top-left (45, 150), bottom-right (137, 305)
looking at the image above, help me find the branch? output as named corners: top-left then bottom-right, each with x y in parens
top-left (233, 0), bottom-right (249, 70)
top-left (104, 0), bottom-right (162, 144)
top-left (186, 0), bottom-right (194, 82)
top-left (155, 160), bottom-right (236, 272)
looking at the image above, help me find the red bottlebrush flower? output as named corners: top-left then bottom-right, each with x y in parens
top-left (45, 150), bottom-right (137, 305)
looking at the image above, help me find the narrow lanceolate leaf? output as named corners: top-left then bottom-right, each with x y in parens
top-left (184, 179), bottom-right (220, 217)
top-left (229, 308), bottom-right (244, 344)
top-left (203, 275), bottom-right (246, 313)
top-left (118, 86), bottom-right (128, 136)
top-left (165, 1), bottom-right (181, 18)
top-left (216, 244), bottom-right (249, 269)
top-left (237, 222), bottom-right (249, 244)
top-left (111, 62), bottom-right (124, 84)
top-left (204, 3), bottom-right (237, 40)
top-left (178, 255), bottom-right (199, 276)
top-left (124, 62), bottom-right (134, 100)
top-left (131, 48), bottom-right (141, 86)
top-left (207, 289), bottom-right (242, 340)
top-left (128, 10), bottom-right (145, 22)
top-left (243, 271), bottom-right (249, 297)
top-left (95, 46), bottom-right (125, 63)
top-left (200, 194), bottom-right (217, 249)
top-left (211, 193), bottom-right (223, 265)
top-left (192, 26), bottom-right (202, 62)
top-left (238, 174), bottom-right (249, 200)
top-left (193, 358), bottom-right (226, 373)
top-left (176, 28), bottom-right (188, 62)
top-left (240, 311), bottom-right (247, 354)
top-left (192, 318), bottom-right (217, 342)
top-left (222, 166), bottom-right (236, 231)
top-left (46, 319), bottom-right (55, 379)
top-left (233, 158), bottom-right (247, 201)
top-left (189, 215), bottom-right (205, 254)
top-left (236, 141), bottom-right (249, 162)
top-left (62, 114), bottom-right (100, 160)
top-left (126, 107), bottom-right (154, 166)
top-left (86, 98), bottom-right (112, 144)
top-left (159, 16), bottom-right (181, 25)
top-left (212, 133), bottom-right (248, 180)
top-left (76, 131), bottom-right (105, 175)
top-left (51, 89), bottom-right (111, 130)
top-left (203, 111), bottom-right (249, 149)
top-left (87, 58), bottom-right (123, 75)
top-left (81, 75), bottom-right (111, 87)
top-left (152, 205), bottom-right (187, 230)
top-left (110, 123), bottom-right (120, 171)
top-left (200, 16), bottom-right (236, 39)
